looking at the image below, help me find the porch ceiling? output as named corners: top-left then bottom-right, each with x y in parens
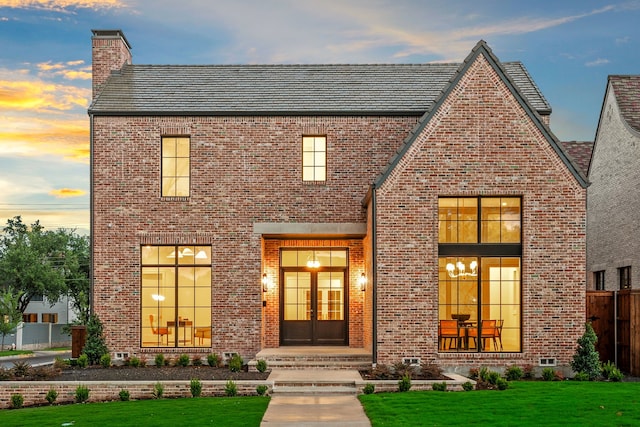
top-left (253, 222), bottom-right (366, 238)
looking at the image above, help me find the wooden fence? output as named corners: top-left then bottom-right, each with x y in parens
top-left (586, 289), bottom-right (640, 376)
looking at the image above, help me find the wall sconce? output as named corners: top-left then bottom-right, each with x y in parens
top-left (262, 274), bottom-right (269, 293)
top-left (358, 273), bottom-right (367, 292)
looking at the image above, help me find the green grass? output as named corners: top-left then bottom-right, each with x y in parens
top-left (359, 381), bottom-right (640, 427)
top-left (0, 350), bottom-right (32, 357)
top-left (0, 397), bottom-right (270, 426)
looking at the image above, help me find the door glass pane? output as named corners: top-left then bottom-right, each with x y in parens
top-left (317, 271), bottom-right (343, 320)
top-left (284, 272), bottom-right (311, 320)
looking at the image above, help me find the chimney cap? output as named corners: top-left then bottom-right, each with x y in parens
top-left (91, 29), bottom-right (131, 50)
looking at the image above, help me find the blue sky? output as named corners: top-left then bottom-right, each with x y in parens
top-left (1, 0), bottom-right (639, 234)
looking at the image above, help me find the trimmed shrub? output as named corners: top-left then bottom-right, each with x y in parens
top-left (10, 393), bottom-right (24, 409)
top-left (77, 354), bottom-right (89, 368)
top-left (573, 372), bottom-right (589, 381)
top-left (119, 389), bottom-right (130, 401)
top-left (176, 354), bottom-right (190, 367)
top-left (431, 382), bottom-right (447, 392)
top-left (398, 374), bottom-right (412, 392)
top-left (155, 354), bottom-right (165, 367)
top-left (207, 353), bottom-right (221, 367)
top-left (82, 314), bottom-right (108, 365)
top-left (505, 365), bottom-right (523, 381)
top-left (256, 359), bottom-right (268, 373)
top-left (45, 388), bottom-right (58, 405)
top-left (496, 378), bottom-right (509, 390)
top-left (153, 382), bottom-right (164, 399)
top-left (190, 378), bottom-right (202, 397)
top-left (225, 380), bottom-right (238, 397)
top-left (100, 353), bottom-right (111, 368)
top-left (126, 356), bottom-right (141, 367)
top-left (228, 354), bottom-right (243, 372)
top-left (363, 383), bottom-right (375, 394)
top-left (75, 385), bottom-right (89, 403)
top-left (256, 384), bottom-right (268, 396)
top-left (541, 367), bottom-right (555, 381)
top-left (462, 381), bottom-right (474, 391)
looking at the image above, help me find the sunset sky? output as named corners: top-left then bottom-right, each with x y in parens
top-left (1, 0), bottom-right (639, 235)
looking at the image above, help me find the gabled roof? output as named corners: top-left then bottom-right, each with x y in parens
top-left (89, 62), bottom-right (550, 116)
top-left (609, 75), bottom-right (640, 133)
top-left (559, 141), bottom-right (594, 177)
top-left (370, 40), bottom-right (589, 191)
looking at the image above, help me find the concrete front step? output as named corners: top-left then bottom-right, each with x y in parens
top-left (272, 385), bottom-right (357, 395)
top-left (268, 368), bottom-right (362, 396)
top-left (255, 360), bottom-right (371, 371)
top-left (251, 347), bottom-right (372, 371)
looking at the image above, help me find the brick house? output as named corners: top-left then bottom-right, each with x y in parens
top-left (587, 76), bottom-right (640, 291)
top-left (89, 29), bottom-right (587, 370)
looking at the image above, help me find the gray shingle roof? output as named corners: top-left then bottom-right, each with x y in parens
top-left (558, 141), bottom-right (594, 176)
top-left (89, 62), bottom-right (550, 115)
top-left (610, 75), bottom-right (640, 133)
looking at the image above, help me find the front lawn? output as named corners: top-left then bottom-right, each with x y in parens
top-left (0, 396), bottom-right (270, 426)
top-left (0, 350), bottom-right (31, 357)
top-left (359, 381), bottom-right (640, 426)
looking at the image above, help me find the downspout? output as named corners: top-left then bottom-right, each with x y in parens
top-left (89, 113), bottom-right (94, 317)
top-left (372, 184), bottom-right (378, 365)
top-left (614, 290), bottom-right (618, 367)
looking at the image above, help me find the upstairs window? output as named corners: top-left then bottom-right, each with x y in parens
top-left (619, 266), bottom-right (631, 290)
top-left (42, 313), bottom-right (58, 323)
top-left (302, 136), bottom-right (326, 182)
top-left (594, 271), bottom-right (605, 290)
top-left (162, 136), bottom-right (190, 197)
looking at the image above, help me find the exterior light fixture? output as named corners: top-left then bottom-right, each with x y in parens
top-left (262, 273), bottom-right (269, 292)
top-left (446, 260), bottom-right (478, 278)
top-left (306, 254), bottom-right (320, 268)
top-left (358, 273), bottom-right (367, 291)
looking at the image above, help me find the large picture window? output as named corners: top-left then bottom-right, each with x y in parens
top-left (161, 136), bottom-right (190, 197)
top-left (141, 245), bottom-right (211, 347)
top-left (438, 197), bottom-right (521, 353)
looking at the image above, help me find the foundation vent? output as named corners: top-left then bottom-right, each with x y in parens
top-left (403, 357), bottom-right (421, 366)
top-left (539, 357), bottom-right (556, 367)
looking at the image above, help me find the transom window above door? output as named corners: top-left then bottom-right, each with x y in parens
top-left (281, 248), bottom-right (347, 268)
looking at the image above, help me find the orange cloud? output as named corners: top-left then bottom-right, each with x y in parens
top-left (0, 0), bottom-right (124, 9)
top-left (49, 188), bottom-right (87, 198)
top-left (0, 79), bottom-right (89, 112)
top-left (36, 61), bottom-right (91, 80)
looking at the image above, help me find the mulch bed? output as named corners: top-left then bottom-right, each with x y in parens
top-left (2, 365), bottom-right (269, 382)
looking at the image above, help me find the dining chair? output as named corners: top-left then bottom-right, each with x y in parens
top-left (150, 314), bottom-right (170, 345)
top-left (494, 319), bottom-right (504, 351)
top-left (439, 320), bottom-right (460, 350)
top-left (468, 319), bottom-right (497, 350)
top-left (194, 327), bottom-right (211, 345)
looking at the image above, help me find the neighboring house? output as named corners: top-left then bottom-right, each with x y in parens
top-left (89, 30), bottom-right (587, 371)
top-left (4, 296), bottom-right (75, 350)
top-left (587, 76), bottom-right (640, 291)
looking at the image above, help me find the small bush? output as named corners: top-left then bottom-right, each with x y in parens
top-left (10, 393), bottom-right (24, 409)
top-left (431, 382), bottom-right (447, 392)
top-left (207, 353), bottom-right (221, 367)
top-left (0, 367), bottom-right (10, 381)
top-left (99, 353), bottom-right (111, 368)
top-left (75, 385), bottom-right (89, 403)
top-left (192, 355), bottom-right (203, 366)
top-left (126, 356), bottom-right (141, 367)
top-left (608, 368), bottom-right (624, 382)
top-left (225, 380), bottom-right (238, 397)
top-left (541, 367), bottom-right (555, 381)
top-left (11, 361), bottom-right (31, 377)
top-left (53, 357), bottom-right (68, 370)
top-left (256, 384), bottom-right (268, 396)
top-left (504, 365), bottom-right (523, 381)
top-left (155, 354), bottom-right (165, 367)
top-left (522, 364), bottom-right (534, 379)
top-left (190, 378), bottom-right (202, 397)
top-left (139, 356), bottom-right (147, 367)
top-left (571, 322), bottom-right (602, 380)
top-left (468, 367), bottom-right (480, 380)
top-left (420, 362), bottom-right (442, 379)
top-left (77, 354), bottom-right (89, 368)
top-left (119, 389), bottom-right (130, 401)
top-left (152, 382), bottom-right (164, 399)
top-left (228, 354), bottom-right (243, 372)
top-left (462, 381), bottom-right (474, 391)
top-left (256, 359), bottom-right (268, 373)
top-left (363, 383), bottom-right (375, 395)
top-left (45, 388), bottom-right (58, 405)
top-left (496, 377), bottom-right (509, 390)
top-left (398, 374), bottom-right (412, 392)
top-left (176, 354), bottom-right (190, 367)
top-left (601, 361), bottom-right (624, 381)
top-left (369, 364), bottom-right (393, 380)
top-left (392, 361), bottom-right (413, 378)
top-left (573, 371), bottom-right (590, 381)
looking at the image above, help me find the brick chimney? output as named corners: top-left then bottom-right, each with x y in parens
top-left (91, 29), bottom-right (132, 101)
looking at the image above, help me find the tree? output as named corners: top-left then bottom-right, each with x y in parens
top-left (0, 288), bottom-right (23, 350)
top-left (0, 217), bottom-right (91, 323)
top-left (571, 322), bottom-right (602, 380)
top-left (0, 216), bottom-right (68, 313)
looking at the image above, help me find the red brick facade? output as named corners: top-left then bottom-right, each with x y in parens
top-left (91, 32), bottom-right (586, 370)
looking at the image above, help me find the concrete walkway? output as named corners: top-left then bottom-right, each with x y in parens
top-left (261, 369), bottom-right (371, 427)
